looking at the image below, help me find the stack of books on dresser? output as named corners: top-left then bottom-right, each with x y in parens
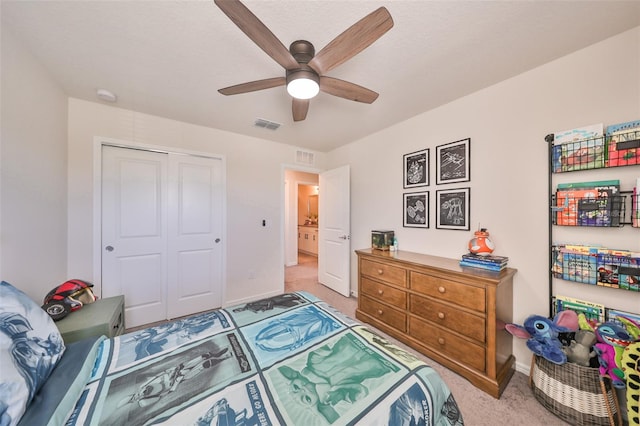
top-left (459, 253), bottom-right (508, 271)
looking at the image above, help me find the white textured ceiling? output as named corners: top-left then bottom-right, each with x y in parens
top-left (3, 0), bottom-right (640, 152)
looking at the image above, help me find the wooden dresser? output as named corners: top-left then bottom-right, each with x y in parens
top-left (355, 248), bottom-right (516, 398)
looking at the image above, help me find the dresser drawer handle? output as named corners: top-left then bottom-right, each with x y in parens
top-left (377, 309), bottom-right (383, 315)
top-left (438, 312), bottom-right (445, 320)
top-left (377, 289), bottom-right (384, 295)
top-left (377, 269), bottom-right (384, 275)
top-left (438, 286), bottom-right (446, 293)
top-left (438, 337), bottom-right (445, 345)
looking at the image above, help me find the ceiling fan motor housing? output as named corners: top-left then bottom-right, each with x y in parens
top-left (289, 40), bottom-right (315, 64)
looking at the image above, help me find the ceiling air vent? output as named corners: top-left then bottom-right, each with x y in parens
top-left (254, 118), bottom-right (281, 130)
top-left (295, 150), bottom-right (315, 166)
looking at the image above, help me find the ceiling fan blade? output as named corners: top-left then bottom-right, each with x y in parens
top-left (292, 98), bottom-right (310, 122)
top-left (308, 7), bottom-right (393, 75)
top-left (214, 0), bottom-right (300, 71)
top-left (218, 77), bottom-right (286, 95)
top-left (320, 76), bottom-right (379, 104)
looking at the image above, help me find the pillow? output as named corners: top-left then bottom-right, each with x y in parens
top-left (17, 335), bottom-right (105, 426)
top-left (0, 281), bottom-right (66, 426)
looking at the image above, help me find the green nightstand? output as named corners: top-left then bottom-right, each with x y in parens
top-left (55, 295), bottom-right (125, 344)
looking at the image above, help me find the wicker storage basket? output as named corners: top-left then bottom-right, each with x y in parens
top-left (529, 355), bottom-right (621, 426)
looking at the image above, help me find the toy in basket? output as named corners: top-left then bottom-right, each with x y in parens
top-left (507, 311), bottom-right (623, 426)
top-left (508, 311), bottom-right (640, 426)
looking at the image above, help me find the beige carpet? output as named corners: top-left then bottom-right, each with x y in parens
top-left (286, 253), bottom-right (569, 426)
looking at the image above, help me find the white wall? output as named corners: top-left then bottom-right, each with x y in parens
top-left (329, 27), bottom-right (640, 372)
top-left (0, 26), bottom-right (68, 302)
top-left (66, 99), bottom-right (326, 306)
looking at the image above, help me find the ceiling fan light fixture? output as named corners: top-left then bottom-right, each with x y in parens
top-left (286, 69), bottom-right (319, 100)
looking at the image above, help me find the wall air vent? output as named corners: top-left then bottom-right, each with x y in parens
top-left (254, 118), bottom-right (281, 130)
top-left (295, 150), bottom-right (315, 166)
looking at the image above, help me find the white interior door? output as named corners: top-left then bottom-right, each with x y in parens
top-left (102, 146), bottom-right (169, 327)
top-left (318, 165), bottom-right (351, 296)
top-left (167, 154), bottom-right (223, 318)
top-left (102, 145), bottom-right (224, 328)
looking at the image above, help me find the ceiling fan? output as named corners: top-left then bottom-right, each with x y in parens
top-left (214, 0), bottom-right (394, 122)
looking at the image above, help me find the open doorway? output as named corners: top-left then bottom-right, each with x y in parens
top-left (284, 169), bottom-right (319, 289)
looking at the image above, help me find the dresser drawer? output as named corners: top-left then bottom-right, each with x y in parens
top-left (361, 277), bottom-right (407, 309)
top-left (410, 272), bottom-right (485, 312)
top-left (409, 316), bottom-right (485, 372)
top-left (361, 259), bottom-right (407, 287)
top-left (410, 294), bottom-right (485, 342)
top-left (360, 295), bottom-right (407, 332)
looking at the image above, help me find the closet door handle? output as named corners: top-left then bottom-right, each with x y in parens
top-left (105, 245), bottom-right (114, 252)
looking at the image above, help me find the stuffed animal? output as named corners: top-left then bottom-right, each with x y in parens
top-left (563, 329), bottom-right (597, 367)
top-left (621, 342), bottom-right (640, 426)
top-left (506, 310), bottom-right (578, 365)
top-left (594, 320), bottom-right (637, 388)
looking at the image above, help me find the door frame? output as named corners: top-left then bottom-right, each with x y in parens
top-left (92, 136), bottom-right (227, 300)
top-left (281, 164), bottom-right (322, 270)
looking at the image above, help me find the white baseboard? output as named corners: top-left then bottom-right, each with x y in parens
top-left (514, 359), bottom-right (531, 375)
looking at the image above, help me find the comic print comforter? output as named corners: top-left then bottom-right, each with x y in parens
top-left (67, 292), bottom-right (464, 425)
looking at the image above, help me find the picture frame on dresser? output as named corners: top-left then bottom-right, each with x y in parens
top-left (436, 138), bottom-right (470, 184)
top-left (403, 191), bottom-right (429, 228)
top-left (436, 187), bottom-right (470, 230)
top-left (403, 148), bottom-right (429, 188)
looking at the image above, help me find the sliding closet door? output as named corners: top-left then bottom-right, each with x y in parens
top-left (167, 153), bottom-right (223, 318)
top-left (102, 145), bottom-right (224, 328)
top-left (102, 146), bottom-right (169, 327)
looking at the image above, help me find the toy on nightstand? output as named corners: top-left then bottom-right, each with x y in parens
top-left (41, 279), bottom-right (96, 321)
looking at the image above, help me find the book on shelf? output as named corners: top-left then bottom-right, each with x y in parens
top-left (634, 177), bottom-right (640, 228)
top-left (551, 244), bottom-right (564, 278)
top-left (606, 308), bottom-right (640, 326)
top-left (553, 123), bottom-right (605, 172)
top-left (605, 119), bottom-right (640, 167)
top-left (562, 250), bottom-right (597, 284)
top-left (554, 295), bottom-right (605, 323)
top-left (554, 123), bottom-right (604, 144)
top-left (555, 180), bottom-right (620, 226)
top-left (596, 248), bottom-right (623, 289)
top-left (618, 254), bottom-right (640, 292)
top-left (459, 260), bottom-right (505, 271)
top-left (552, 244), bottom-right (598, 281)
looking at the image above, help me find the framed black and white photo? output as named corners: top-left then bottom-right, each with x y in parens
top-left (435, 138), bottom-right (470, 184)
top-left (403, 192), bottom-right (429, 228)
top-left (403, 149), bottom-right (429, 188)
top-left (436, 187), bottom-right (470, 230)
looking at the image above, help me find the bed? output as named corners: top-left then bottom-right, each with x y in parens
top-left (0, 281), bottom-right (464, 425)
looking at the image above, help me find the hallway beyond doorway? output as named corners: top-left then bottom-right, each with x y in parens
top-left (285, 252), bottom-right (355, 318)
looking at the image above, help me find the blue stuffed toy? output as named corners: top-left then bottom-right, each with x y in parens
top-left (505, 310), bottom-right (579, 364)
